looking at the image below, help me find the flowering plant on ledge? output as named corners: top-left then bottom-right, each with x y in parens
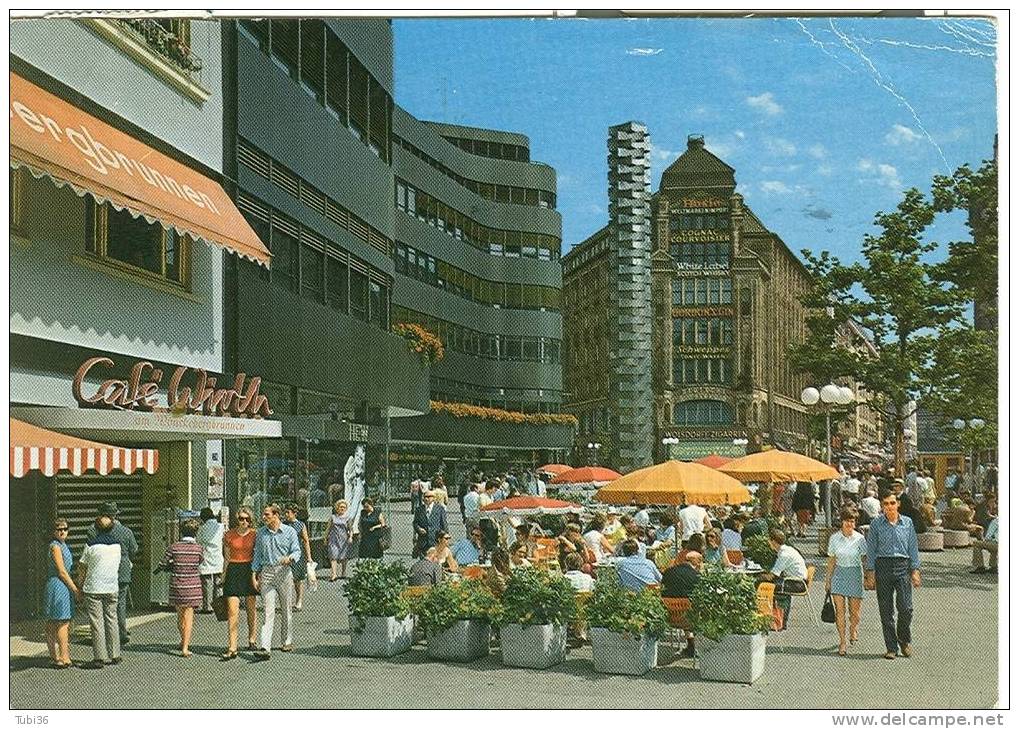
top-left (430, 400), bottom-right (579, 428)
top-left (392, 323), bottom-right (444, 364)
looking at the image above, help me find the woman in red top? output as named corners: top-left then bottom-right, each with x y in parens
top-left (219, 507), bottom-right (258, 660)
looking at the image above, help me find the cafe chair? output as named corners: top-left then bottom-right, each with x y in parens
top-left (726, 549), bottom-right (744, 566)
top-left (661, 596), bottom-right (693, 650)
top-left (461, 565), bottom-right (486, 580)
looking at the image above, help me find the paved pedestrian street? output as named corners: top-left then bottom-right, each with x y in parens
top-left (9, 505), bottom-right (998, 710)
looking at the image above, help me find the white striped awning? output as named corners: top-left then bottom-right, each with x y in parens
top-left (10, 418), bottom-right (159, 478)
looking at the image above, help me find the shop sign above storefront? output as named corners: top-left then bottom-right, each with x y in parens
top-left (73, 356), bottom-right (273, 418)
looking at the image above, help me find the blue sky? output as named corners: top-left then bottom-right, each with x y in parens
top-left (393, 16), bottom-right (997, 265)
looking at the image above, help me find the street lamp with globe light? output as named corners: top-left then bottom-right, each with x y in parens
top-left (953, 417), bottom-right (987, 482)
top-left (661, 435), bottom-right (679, 462)
top-left (586, 441), bottom-right (602, 466)
top-left (802, 383), bottom-right (855, 527)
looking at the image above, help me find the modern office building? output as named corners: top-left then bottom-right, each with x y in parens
top-left (387, 112), bottom-right (573, 485)
top-left (564, 133), bottom-right (817, 470)
top-left (224, 18), bottom-right (572, 500)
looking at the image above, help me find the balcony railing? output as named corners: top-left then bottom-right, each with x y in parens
top-left (113, 18), bottom-right (203, 82)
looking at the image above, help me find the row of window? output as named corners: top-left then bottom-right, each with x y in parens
top-left (238, 138), bottom-right (391, 257)
top-left (394, 136), bottom-right (555, 210)
top-left (578, 408), bottom-right (611, 435)
top-left (239, 19), bottom-right (392, 162)
top-left (669, 213), bottom-right (730, 231)
top-left (441, 135), bottom-right (530, 163)
top-left (672, 318), bottom-right (735, 346)
top-left (673, 400), bottom-right (734, 426)
top-left (238, 195), bottom-right (390, 331)
top-left (395, 242), bottom-right (559, 311)
top-left (672, 277), bottom-right (733, 306)
top-left (431, 376), bottom-right (562, 414)
top-left (672, 357), bottom-right (733, 385)
top-left (393, 306), bottom-right (561, 365)
top-left (395, 179), bottom-right (560, 261)
top-left (669, 242), bottom-right (732, 265)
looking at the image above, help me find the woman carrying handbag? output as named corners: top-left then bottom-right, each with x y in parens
top-left (824, 507), bottom-right (868, 656)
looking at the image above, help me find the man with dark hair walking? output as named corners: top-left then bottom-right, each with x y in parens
top-left (86, 502), bottom-right (138, 645)
top-left (865, 492), bottom-right (921, 660)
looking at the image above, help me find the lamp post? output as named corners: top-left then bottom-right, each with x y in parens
top-left (661, 436), bottom-right (679, 462)
top-left (952, 417), bottom-right (986, 487)
top-left (801, 384), bottom-right (855, 527)
top-left (586, 441), bottom-right (602, 466)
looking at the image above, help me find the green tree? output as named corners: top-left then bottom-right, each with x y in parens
top-left (791, 188), bottom-right (964, 475)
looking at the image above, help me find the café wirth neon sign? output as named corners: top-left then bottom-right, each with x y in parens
top-left (73, 357), bottom-right (273, 418)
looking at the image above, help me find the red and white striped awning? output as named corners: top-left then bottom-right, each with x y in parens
top-left (10, 418), bottom-right (159, 478)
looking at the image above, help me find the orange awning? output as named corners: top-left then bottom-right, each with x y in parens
top-left (9, 71), bottom-right (271, 267)
top-left (10, 418), bottom-right (159, 478)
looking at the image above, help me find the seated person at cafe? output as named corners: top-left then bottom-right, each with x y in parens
top-left (603, 508), bottom-right (626, 548)
top-left (512, 523), bottom-right (538, 559)
top-left (662, 550), bottom-right (703, 598)
top-left (509, 541), bottom-right (532, 569)
top-left (970, 512), bottom-right (998, 575)
top-left (758, 529), bottom-right (808, 629)
top-left (943, 498), bottom-right (984, 539)
top-left (563, 552), bottom-right (595, 592)
top-left (614, 517), bottom-right (647, 558)
top-left (662, 551), bottom-right (703, 658)
top-left (721, 515), bottom-right (746, 550)
top-left (558, 524), bottom-right (593, 572)
top-left (450, 527), bottom-right (485, 566)
top-left (616, 539), bottom-right (662, 592)
top-left (652, 515), bottom-right (677, 554)
top-left (428, 531), bottom-right (459, 573)
top-left (673, 533), bottom-right (706, 567)
top-left (702, 528), bottom-right (732, 567)
top-left (484, 548), bottom-right (512, 597)
top-left (408, 547), bottom-right (446, 587)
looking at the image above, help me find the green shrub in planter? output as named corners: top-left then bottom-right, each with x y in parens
top-left (500, 568), bottom-right (577, 627)
top-left (343, 559), bottom-right (410, 619)
top-left (416, 579), bottom-right (502, 635)
top-left (743, 534), bottom-right (777, 571)
top-left (687, 566), bottom-right (771, 641)
top-left (584, 578), bottom-right (667, 639)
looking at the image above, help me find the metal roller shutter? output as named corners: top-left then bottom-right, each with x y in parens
top-left (54, 474), bottom-right (144, 559)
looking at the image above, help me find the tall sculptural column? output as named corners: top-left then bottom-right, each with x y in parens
top-left (606, 122), bottom-right (654, 473)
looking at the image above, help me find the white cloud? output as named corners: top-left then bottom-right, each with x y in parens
top-left (885, 124), bottom-right (922, 146)
top-left (650, 144), bottom-right (677, 162)
top-left (816, 164), bottom-right (833, 177)
top-left (734, 130), bottom-right (746, 139)
top-left (691, 105), bottom-right (711, 117)
top-left (765, 137), bottom-right (797, 156)
top-left (807, 144), bottom-right (827, 159)
top-left (746, 92), bottom-right (783, 116)
top-left (626, 47), bottom-right (663, 56)
top-left (760, 180), bottom-right (793, 195)
top-left (857, 158), bottom-right (903, 190)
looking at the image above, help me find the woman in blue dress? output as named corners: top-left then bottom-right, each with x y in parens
top-left (824, 507), bottom-right (868, 656)
top-left (44, 518), bottom-right (80, 668)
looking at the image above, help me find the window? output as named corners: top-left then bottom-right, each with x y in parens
top-left (299, 20), bottom-right (325, 100)
top-left (300, 243), bottom-right (324, 302)
top-left (10, 168), bottom-right (25, 234)
top-left (369, 281), bottom-right (388, 330)
top-left (325, 32), bottom-right (348, 120)
top-left (86, 201), bottom-right (188, 286)
top-left (368, 78), bottom-right (390, 161)
top-left (239, 19), bottom-right (268, 49)
top-left (505, 338), bottom-right (522, 361)
top-left (673, 400), bottom-right (734, 426)
top-left (269, 19), bottom-right (299, 77)
top-left (349, 269), bottom-right (368, 321)
top-left (348, 58), bottom-right (369, 141)
top-left (326, 256), bottom-right (348, 312)
top-left (270, 223), bottom-right (299, 293)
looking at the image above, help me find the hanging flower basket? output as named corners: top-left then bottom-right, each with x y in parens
top-left (430, 400), bottom-right (578, 428)
top-left (393, 323), bottom-right (444, 364)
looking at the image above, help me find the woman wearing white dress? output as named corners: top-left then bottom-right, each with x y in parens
top-left (825, 507), bottom-right (868, 656)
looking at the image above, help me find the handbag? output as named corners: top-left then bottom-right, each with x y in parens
top-left (821, 590), bottom-right (836, 623)
top-left (211, 594), bottom-right (229, 622)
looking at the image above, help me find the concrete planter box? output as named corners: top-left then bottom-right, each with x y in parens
top-left (349, 615), bottom-right (415, 658)
top-left (917, 531), bottom-right (944, 552)
top-left (426, 619), bottom-right (491, 662)
top-left (589, 627), bottom-right (658, 676)
top-left (944, 529), bottom-right (971, 548)
top-left (500, 623), bottom-right (568, 669)
top-left (695, 632), bottom-right (767, 684)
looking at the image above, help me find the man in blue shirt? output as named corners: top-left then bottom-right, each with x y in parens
top-left (865, 492), bottom-right (921, 660)
top-left (450, 527), bottom-right (485, 566)
top-left (251, 504), bottom-right (301, 660)
top-left (616, 540), bottom-right (663, 592)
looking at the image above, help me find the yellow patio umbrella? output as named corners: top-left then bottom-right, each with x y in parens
top-left (718, 450), bottom-right (840, 483)
top-left (595, 459), bottom-right (752, 506)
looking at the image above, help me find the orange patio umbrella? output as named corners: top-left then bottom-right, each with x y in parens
top-left (550, 466), bottom-right (622, 485)
top-left (595, 459), bottom-right (751, 506)
top-left (718, 450), bottom-right (839, 484)
top-left (693, 453), bottom-right (733, 469)
top-left (537, 463), bottom-right (573, 476)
